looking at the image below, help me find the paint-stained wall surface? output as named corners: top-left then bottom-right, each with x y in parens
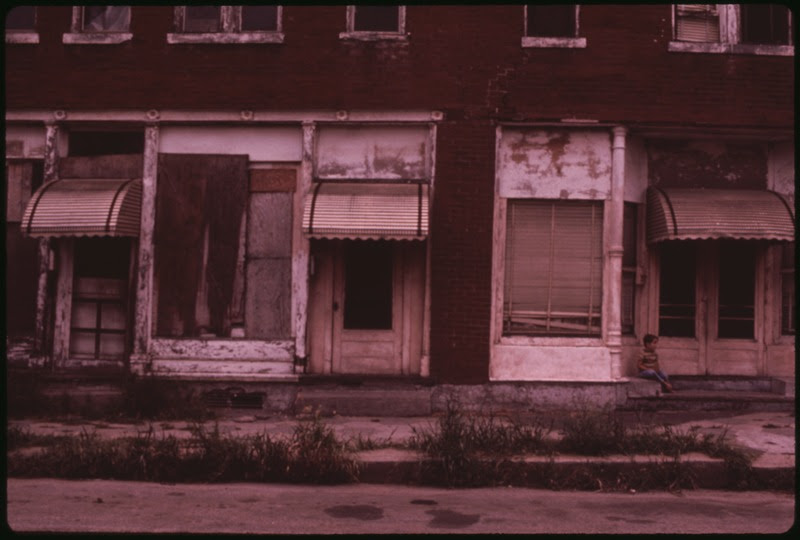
top-left (315, 126), bottom-right (430, 179)
top-left (498, 129), bottom-right (612, 200)
top-left (647, 140), bottom-right (768, 190)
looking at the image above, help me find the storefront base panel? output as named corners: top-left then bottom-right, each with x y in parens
top-left (490, 344), bottom-right (613, 382)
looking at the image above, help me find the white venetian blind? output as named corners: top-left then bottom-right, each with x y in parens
top-left (675, 4), bottom-right (720, 42)
top-left (504, 200), bottom-right (603, 335)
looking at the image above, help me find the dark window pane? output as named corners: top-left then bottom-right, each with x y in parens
top-left (718, 242), bottom-right (755, 339)
top-left (184, 6), bottom-right (220, 32)
top-left (527, 4), bottom-right (576, 37)
top-left (741, 4), bottom-right (790, 45)
top-left (68, 131), bottom-right (144, 156)
top-left (659, 242), bottom-right (695, 337)
top-left (241, 6), bottom-right (278, 31)
top-left (344, 242), bottom-right (393, 330)
top-left (354, 6), bottom-right (399, 32)
top-left (74, 238), bottom-right (130, 279)
top-left (6, 6), bottom-right (35, 30)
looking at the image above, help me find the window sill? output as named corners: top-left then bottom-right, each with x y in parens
top-left (339, 31), bottom-right (409, 42)
top-left (167, 32), bottom-right (285, 44)
top-left (521, 36), bottom-right (586, 49)
top-left (500, 335), bottom-right (603, 347)
top-left (6, 32), bottom-right (39, 44)
top-left (62, 32), bottom-right (133, 45)
top-left (668, 41), bottom-right (793, 56)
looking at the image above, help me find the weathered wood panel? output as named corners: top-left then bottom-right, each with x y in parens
top-left (245, 258), bottom-right (292, 339)
top-left (250, 168), bottom-right (297, 192)
top-left (59, 154), bottom-right (144, 178)
top-left (247, 193), bottom-right (293, 258)
top-left (154, 153), bottom-right (248, 338)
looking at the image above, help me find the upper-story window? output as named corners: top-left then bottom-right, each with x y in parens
top-left (63, 6), bottom-right (132, 44)
top-left (5, 6), bottom-right (38, 44)
top-left (522, 4), bottom-right (586, 48)
top-left (340, 5), bottom-right (407, 40)
top-left (671, 4), bottom-right (793, 55)
top-left (168, 6), bottom-right (284, 44)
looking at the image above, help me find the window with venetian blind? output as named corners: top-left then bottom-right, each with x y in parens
top-left (503, 200), bottom-right (603, 336)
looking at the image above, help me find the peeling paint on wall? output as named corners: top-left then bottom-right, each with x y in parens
top-left (498, 129), bottom-right (612, 199)
top-left (647, 140), bottom-right (768, 189)
top-left (316, 126), bottom-right (429, 179)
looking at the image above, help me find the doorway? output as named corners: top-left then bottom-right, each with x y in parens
top-left (68, 238), bottom-right (134, 362)
top-left (308, 239), bottom-right (426, 375)
top-left (658, 240), bottom-right (762, 375)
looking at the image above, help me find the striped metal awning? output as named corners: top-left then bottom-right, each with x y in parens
top-left (22, 178), bottom-right (142, 238)
top-left (647, 187), bottom-right (794, 243)
top-left (303, 182), bottom-right (429, 240)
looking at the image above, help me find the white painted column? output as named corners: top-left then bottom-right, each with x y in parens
top-left (130, 124), bottom-right (159, 375)
top-left (33, 122), bottom-right (59, 362)
top-left (292, 122), bottom-right (314, 364)
top-left (606, 126), bottom-right (627, 379)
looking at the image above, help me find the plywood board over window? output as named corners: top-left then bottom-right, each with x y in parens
top-left (154, 154), bottom-right (248, 338)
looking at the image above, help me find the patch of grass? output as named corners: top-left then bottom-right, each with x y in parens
top-left (411, 402), bottom-right (753, 490)
top-left (7, 415), bottom-right (357, 485)
top-left (7, 425), bottom-right (70, 451)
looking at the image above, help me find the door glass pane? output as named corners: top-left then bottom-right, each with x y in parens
top-left (344, 242), bottom-right (392, 330)
top-left (659, 242), bottom-right (696, 337)
top-left (718, 242), bottom-right (755, 339)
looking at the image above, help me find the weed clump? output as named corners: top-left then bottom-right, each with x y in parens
top-left (7, 415), bottom-right (357, 484)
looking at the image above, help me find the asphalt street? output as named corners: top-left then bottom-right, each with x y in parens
top-left (6, 479), bottom-right (795, 534)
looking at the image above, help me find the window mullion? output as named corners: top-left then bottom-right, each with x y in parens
top-left (221, 6), bottom-right (237, 33)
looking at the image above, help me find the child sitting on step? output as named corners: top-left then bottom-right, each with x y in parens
top-left (637, 334), bottom-right (673, 393)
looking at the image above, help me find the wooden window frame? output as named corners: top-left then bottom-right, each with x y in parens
top-left (669, 4), bottom-right (793, 56)
top-left (522, 4), bottom-right (586, 48)
top-left (340, 5), bottom-right (408, 41)
top-left (63, 6), bottom-right (133, 45)
top-left (5, 6), bottom-right (39, 44)
top-left (168, 6), bottom-right (284, 44)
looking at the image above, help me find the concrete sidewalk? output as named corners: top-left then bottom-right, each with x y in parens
top-left (8, 409), bottom-right (795, 490)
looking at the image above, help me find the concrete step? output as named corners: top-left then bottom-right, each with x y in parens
top-left (623, 390), bottom-right (794, 413)
top-left (669, 376), bottom-right (786, 394)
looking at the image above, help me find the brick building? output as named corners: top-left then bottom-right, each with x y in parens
top-left (5, 5), bottom-right (794, 397)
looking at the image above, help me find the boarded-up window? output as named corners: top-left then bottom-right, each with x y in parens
top-left (740, 4), bottom-right (791, 45)
top-left (154, 154), bottom-right (248, 338)
top-left (674, 4), bottom-right (720, 42)
top-left (526, 5), bottom-right (577, 37)
top-left (622, 203), bottom-right (638, 335)
top-left (504, 200), bottom-right (603, 336)
top-left (781, 242), bottom-right (795, 335)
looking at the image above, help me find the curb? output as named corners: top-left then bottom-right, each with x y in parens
top-left (354, 450), bottom-right (795, 491)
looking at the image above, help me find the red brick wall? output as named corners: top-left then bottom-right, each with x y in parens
top-left (6, 5), bottom-right (793, 126)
